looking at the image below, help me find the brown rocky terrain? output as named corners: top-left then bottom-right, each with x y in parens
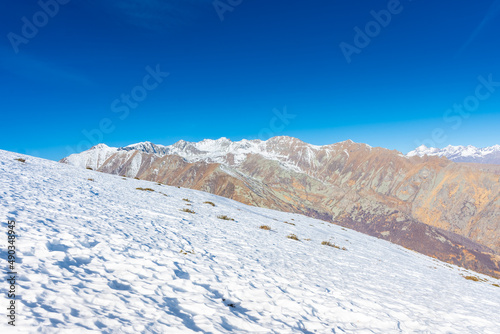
top-left (61, 137), bottom-right (500, 278)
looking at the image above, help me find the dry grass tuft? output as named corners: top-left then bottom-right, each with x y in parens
top-left (462, 275), bottom-right (488, 282)
top-left (87, 178), bottom-right (94, 182)
top-left (181, 208), bottom-right (195, 214)
top-left (136, 187), bottom-right (155, 192)
top-left (86, 166), bottom-right (93, 170)
top-left (182, 198), bottom-right (191, 203)
top-left (259, 225), bottom-right (271, 230)
top-left (321, 241), bottom-right (347, 250)
top-left (284, 221), bottom-right (296, 226)
top-left (217, 215), bottom-right (234, 221)
top-left (287, 234), bottom-right (300, 241)
top-left (204, 201), bottom-right (216, 207)
top-left (15, 158), bottom-right (26, 163)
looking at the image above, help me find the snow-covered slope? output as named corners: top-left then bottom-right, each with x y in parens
top-left (407, 144), bottom-right (500, 164)
top-left (2, 149), bottom-right (500, 333)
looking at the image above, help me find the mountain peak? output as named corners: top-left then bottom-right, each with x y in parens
top-left (90, 143), bottom-right (110, 150)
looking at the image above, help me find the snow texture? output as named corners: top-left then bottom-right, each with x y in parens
top-left (1, 150), bottom-right (500, 333)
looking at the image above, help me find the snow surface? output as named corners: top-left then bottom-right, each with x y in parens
top-left (1, 150), bottom-right (500, 333)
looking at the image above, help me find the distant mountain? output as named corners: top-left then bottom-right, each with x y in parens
top-left (62, 137), bottom-right (500, 278)
top-left (408, 144), bottom-right (500, 164)
top-left (64, 137), bottom-right (364, 173)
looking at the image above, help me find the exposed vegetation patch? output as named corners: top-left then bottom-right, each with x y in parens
top-left (217, 215), bottom-right (234, 221)
top-left (284, 221), bottom-right (295, 226)
top-left (492, 284), bottom-right (500, 288)
top-left (182, 198), bottom-right (192, 203)
top-left (204, 201), bottom-right (216, 207)
top-left (259, 225), bottom-right (271, 230)
top-left (180, 249), bottom-right (195, 255)
top-left (136, 187), bottom-right (155, 192)
top-left (15, 158), bottom-right (26, 163)
top-left (86, 166), bottom-right (93, 170)
top-left (222, 299), bottom-right (236, 308)
top-left (181, 208), bottom-right (195, 214)
top-left (462, 275), bottom-right (487, 282)
top-left (287, 234), bottom-right (300, 241)
top-left (87, 178), bottom-right (94, 182)
top-left (321, 241), bottom-right (347, 250)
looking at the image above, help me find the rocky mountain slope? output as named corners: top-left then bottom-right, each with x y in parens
top-left (408, 144), bottom-right (500, 164)
top-left (62, 137), bottom-right (500, 278)
top-left (3, 149), bottom-right (500, 332)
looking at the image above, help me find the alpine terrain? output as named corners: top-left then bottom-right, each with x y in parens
top-left (1, 149), bottom-right (500, 333)
top-left (62, 137), bottom-right (500, 278)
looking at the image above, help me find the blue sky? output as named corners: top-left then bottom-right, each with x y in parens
top-left (1, 0), bottom-right (500, 160)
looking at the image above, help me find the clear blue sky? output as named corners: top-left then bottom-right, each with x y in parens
top-left (1, 0), bottom-right (500, 160)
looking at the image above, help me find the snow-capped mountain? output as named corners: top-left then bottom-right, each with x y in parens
top-left (407, 144), bottom-right (500, 164)
top-left (61, 137), bottom-right (500, 279)
top-left (2, 149), bottom-right (500, 333)
top-left (118, 137), bottom-right (357, 172)
top-left (64, 137), bottom-right (367, 175)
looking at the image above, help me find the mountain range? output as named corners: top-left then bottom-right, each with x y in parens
top-left (407, 144), bottom-right (500, 164)
top-left (61, 137), bottom-right (500, 278)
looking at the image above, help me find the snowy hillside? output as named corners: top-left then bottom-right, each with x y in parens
top-left (2, 150), bottom-right (500, 333)
top-left (407, 144), bottom-right (500, 164)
